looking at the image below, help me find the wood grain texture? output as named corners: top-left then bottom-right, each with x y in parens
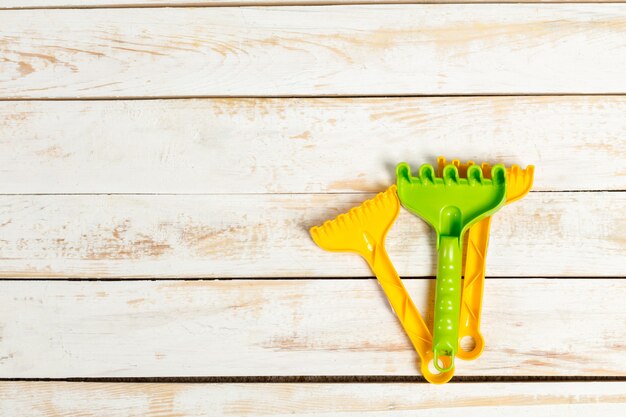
top-left (3, 0), bottom-right (621, 9)
top-left (0, 279), bottom-right (625, 377)
top-left (2, 97), bottom-right (626, 193)
top-left (3, 5), bottom-right (626, 98)
top-left (2, 382), bottom-right (626, 417)
top-left (0, 192), bottom-right (624, 278)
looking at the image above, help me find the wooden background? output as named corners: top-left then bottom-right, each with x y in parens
top-left (1, 1), bottom-right (626, 415)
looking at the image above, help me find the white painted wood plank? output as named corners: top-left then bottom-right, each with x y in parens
top-left (2, 382), bottom-right (626, 417)
top-left (0, 192), bottom-right (623, 278)
top-left (3, 5), bottom-right (626, 97)
top-left (2, 0), bottom-right (617, 9)
top-left (0, 279), bottom-right (624, 377)
top-left (2, 97), bottom-right (625, 193)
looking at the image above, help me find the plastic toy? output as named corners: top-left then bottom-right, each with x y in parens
top-left (437, 157), bottom-right (534, 360)
top-left (310, 186), bottom-right (454, 383)
top-left (396, 162), bottom-right (507, 372)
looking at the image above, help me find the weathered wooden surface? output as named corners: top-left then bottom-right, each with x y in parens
top-left (0, 192), bottom-right (623, 278)
top-left (2, 0), bottom-right (626, 413)
top-left (2, 97), bottom-right (625, 193)
top-left (3, 0), bottom-right (619, 9)
top-left (3, 382), bottom-right (626, 417)
top-left (3, 5), bottom-right (626, 98)
top-left (0, 279), bottom-right (624, 378)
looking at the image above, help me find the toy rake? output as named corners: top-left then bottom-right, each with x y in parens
top-left (310, 186), bottom-right (454, 384)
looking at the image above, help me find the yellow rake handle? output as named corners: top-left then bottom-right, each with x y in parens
top-left (457, 215), bottom-right (491, 360)
top-left (368, 245), bottom-right (454, 384)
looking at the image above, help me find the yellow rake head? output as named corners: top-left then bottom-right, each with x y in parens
top-left (437, 157), bottom-right (534, 204)
top-left (310, 186), bottom-right (400, 263)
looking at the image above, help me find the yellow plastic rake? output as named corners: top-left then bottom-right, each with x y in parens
top-left (437, 157), bottom-right (534, 360)
top-left (310, 186), bottom-right (454, 384)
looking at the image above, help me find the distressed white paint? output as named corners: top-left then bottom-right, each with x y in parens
top-left (0, 279), bottom-right (624, 377)
top-left (2, 97), bottom-right (625, 193)
top-left (2, 0), bottom-right (615, 8)
top-left (2, 0), bottom-right (626, 408)
top-left (0, 192), bottom-right (623, 278)
top-left (3, 5), bottom-right (626, 97)
top-left (2, 382), bottom-right (626, 417)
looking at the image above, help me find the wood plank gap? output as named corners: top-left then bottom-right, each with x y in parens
top-left (3, 376), bottom-right (626, 383)
top-left (0, 276), bottom-right (623, 282)
top-left (4, 2), bottom-right (626, 12)
top-left (5, 93), bottom-right (626, 101)
top-left (0, 190), bottom-right (623, 197)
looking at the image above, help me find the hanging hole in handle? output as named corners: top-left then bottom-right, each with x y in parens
top-left (460, 335), bottom-right (477, 352)
top-left (427, 358), bottom-right (445, 375)
top-left (421, 355), bottom-right (455, 384)
top-left (457, 331), bottom-right (485, 361)
top-left (433, 349), bottom-right (454, 373)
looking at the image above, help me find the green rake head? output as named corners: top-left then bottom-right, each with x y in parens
top-left (396, 163), bottom-right (507, 242)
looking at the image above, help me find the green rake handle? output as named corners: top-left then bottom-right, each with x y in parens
top-left (433, 235), bottom-right (462, 372)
